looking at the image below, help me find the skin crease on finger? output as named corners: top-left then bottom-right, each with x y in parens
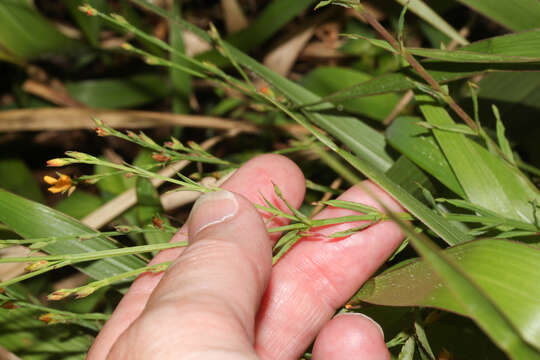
top-left (87, 154), bottom-right (306, 360)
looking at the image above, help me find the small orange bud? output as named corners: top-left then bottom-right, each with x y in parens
top-left (261, 86), bottom-right (270, 94)
top-left (39, 313), bottom-right (54, 324)
top-left (75, 287), bottom-right (96, 299)
top-left (47, 290), bottom-right (70, 301)
top-left (95, 127), bottom-right (109, 136)
top-left (2, 302), bottom-right (17, 309)
top-left (152, 153), bottom-right (171, 162)
top-left (46, 158), bottom-right (69, 167)
top-left (152, 216), bottom-right (164, 229)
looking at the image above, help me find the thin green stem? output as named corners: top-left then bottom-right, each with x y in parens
top-left (0, 242), bottom-right (188, 264)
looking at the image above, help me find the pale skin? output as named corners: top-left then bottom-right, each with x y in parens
top-left (88, 154), bottom-right (405, 359)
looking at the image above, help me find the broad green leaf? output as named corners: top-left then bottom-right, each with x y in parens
top-left (351, 238), bottom-right (540, 352)
top-left (65, 74), bottom-right (168, 109)
top-left (0, 158), bottom-right (44, 203)
top-left (457, 0), bottom-right (540, 31)
top-left (0, 189), bottom-right (146, 283)
top-left (408, 48), bottom-right (540, 63)
top-left (0, 0), bottom-right (84, 60)
top-left (463, 30), bottom-right (540, 58)
top-left (417, 93), bottom-right (540, 224)
top-left (385, 155), bottom-right (436, 201)
top-left (300, 67), bottom-right (400, 121)
top-left (386, 116), bottom-right (465, 198)
top-left (479, 72), bottom-right (540, 112)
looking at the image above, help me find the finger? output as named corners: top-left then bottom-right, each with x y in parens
top-left (108, 191), bottom-right (271, 359)
top-left (254, 181), bottom-right (404, 360)
top-left (312, 313), bottom-right (390, 360)
top-left (88, 154), bottom-right (305, 359)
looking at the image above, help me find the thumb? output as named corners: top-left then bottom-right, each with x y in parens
top-left (108, 190), bottom-right (272, 360)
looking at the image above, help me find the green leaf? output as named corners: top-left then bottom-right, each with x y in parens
top-left (386, 116), bottom-right (465, 198)
top-left (492, 105), bottom-right (516, 165)
top-left (415, 321), bottom-right (436, 360)
top-left (0, 0), bottom-right (85, 60)
top-left (0, 189), bottom-right (147, 284)
top-left (398, 336), bottom-right (416, 360)
top-left (408, 48), bottom-right (540, 63)
top-left (66, 74), bottom-right (169, 109)
top-left (448, 30), bottom-right (540, 58)
top-left (457, 0), bottom-right (540, 31)
top-left (385, 156), bottom-right (436, 202)
top-left (417, 92), bottom-right (540, 224)
top-left (300, 67), bottom-right (400, 121)
top-left (0, 158), bottom-right (44, 202)
top-left (352, 238), bottom-right (540, 354)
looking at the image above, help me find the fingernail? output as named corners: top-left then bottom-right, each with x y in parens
top-left (189, 190), bottom-right (239, 238)
top-left (336, 312), bottom-right (385, 338)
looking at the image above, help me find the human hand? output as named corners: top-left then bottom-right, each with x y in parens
top-left (88, 154), bottom-right (404, 359)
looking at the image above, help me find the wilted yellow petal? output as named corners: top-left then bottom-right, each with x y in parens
top-left (46, 174), bottom-right (72, 194)
top-left (43, 175), bottom-right (57, 185)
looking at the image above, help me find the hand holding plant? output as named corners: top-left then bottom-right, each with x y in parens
top-left (89, 154), bottom-right (404, 360)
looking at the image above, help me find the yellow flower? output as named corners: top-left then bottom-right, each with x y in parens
top-left (44, 174), bottom-right (75, 195)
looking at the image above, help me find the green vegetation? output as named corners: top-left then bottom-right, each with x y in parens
top-left (0, 0), bottom-right (539, 358)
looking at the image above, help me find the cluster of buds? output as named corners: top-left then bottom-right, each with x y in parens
top-left (25, 259), bottom-right (49, 272)
top-left (152, 153), bottom-right (171, 162)
top-left (47, 286), bottom-right (96, 301)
